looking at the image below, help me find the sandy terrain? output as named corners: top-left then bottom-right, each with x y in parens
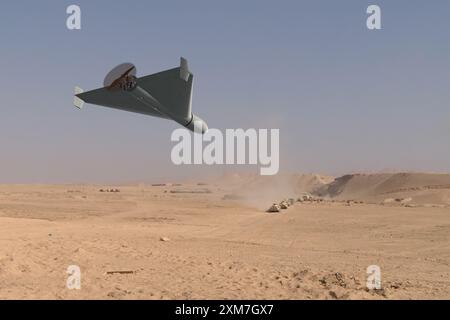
top-left (0, 173), bottom-right (449, 299)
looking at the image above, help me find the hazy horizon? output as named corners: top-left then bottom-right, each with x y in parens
top-left (1, 0), bottom-right (449, 183)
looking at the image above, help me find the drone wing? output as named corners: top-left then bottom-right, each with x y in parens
top-left (136, 57), bottom-right (193, 123)
top-left (74, 58), bottom-right (193, 122)
top-left (74, 86), bottom-right (169, 119)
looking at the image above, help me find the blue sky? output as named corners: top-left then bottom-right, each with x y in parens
top-left (0, 1), bottom-right (449, 183)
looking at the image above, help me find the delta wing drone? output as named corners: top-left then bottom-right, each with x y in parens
top-left (74, 58), bottom-right (208, 133)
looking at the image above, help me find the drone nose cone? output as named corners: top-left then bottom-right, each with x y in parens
top-left (203, 122), bottom-right (209, 134)
top-left (200, 121), bottom-right (208, 134)
top-left (186, 114), bottom-right (208, 134)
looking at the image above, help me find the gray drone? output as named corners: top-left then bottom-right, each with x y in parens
top-left (74, 57), bottom-right (208, 133)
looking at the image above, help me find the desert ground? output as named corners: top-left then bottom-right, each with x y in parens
top-left (0, 172), bottom-right (449, 299)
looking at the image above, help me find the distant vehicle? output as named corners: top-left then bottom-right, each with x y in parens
top-left (74, 57), bottom-right (208, 134)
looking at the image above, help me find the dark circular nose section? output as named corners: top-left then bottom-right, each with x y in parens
top-left (186, 114), bottom-right (208, 134)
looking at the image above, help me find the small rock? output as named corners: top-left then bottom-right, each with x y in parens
top-left (267, 203), bottom-right (281, 213)
top-left (329, 291), bottom-right (338, 299)
top-left (400, 197), bottom-right (412, 204)
top-left (160, 237), bottom-right (170, 242)
top-left (298, 193), bottom-right (313, 202)
top-left (279, 201), bottom-right (289, 209)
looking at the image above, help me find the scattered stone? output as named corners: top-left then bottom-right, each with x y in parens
top-left (267, 203), bottom-right (281, 213)
top-left (329, 291), bottom-right (339, 299)
top-left (389, 281), bottom-right (402, 289)
top-left (400, 197), bottom-right (412, 204)
top-left (369, 288), bottom-right (388, 298)
top-left (279, 201), bottom-right (289, 209)
top-left (320, 272), bottom-right (347, 288)
top-left (297, 193), bottom-right (314, 202)
top-left (99, 188), bottom-right (120, 193)
top-left (170, 189), bottom-right (212, 194)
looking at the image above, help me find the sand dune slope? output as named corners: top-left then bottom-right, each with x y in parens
top-left (315, 173), bottom-right (450, 205)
